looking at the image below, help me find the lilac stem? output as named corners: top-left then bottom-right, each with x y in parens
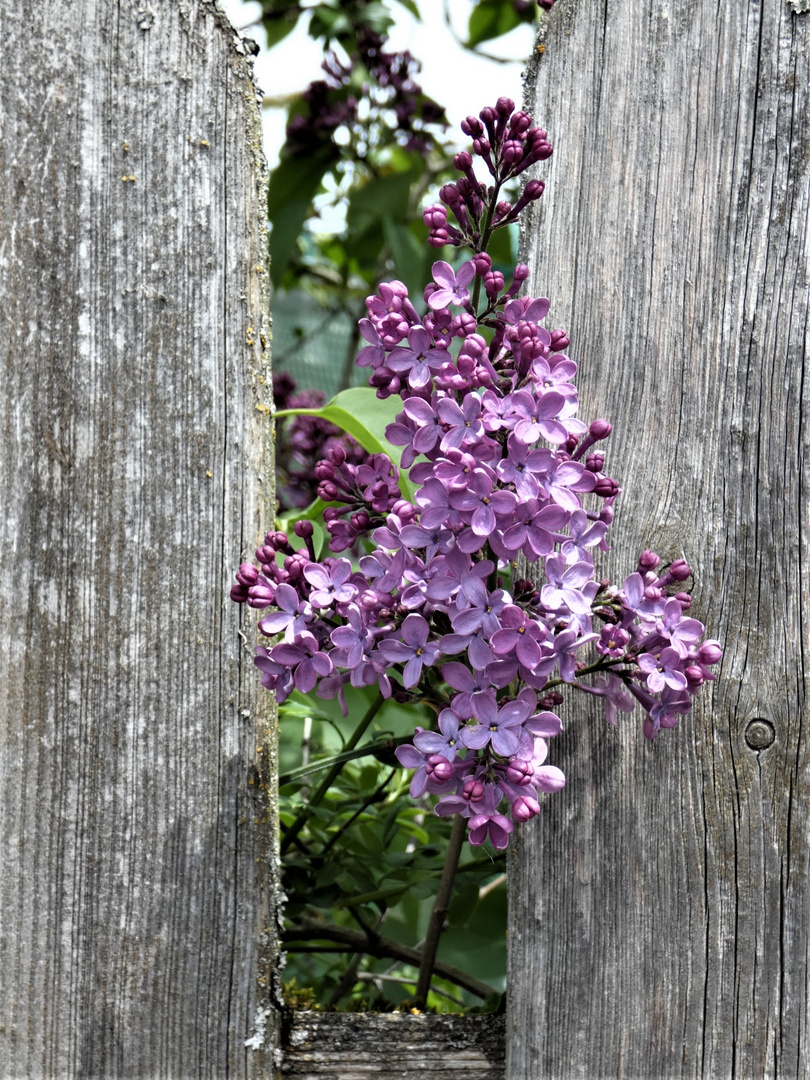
top-left (414, 812), bottom-right (467, 1008)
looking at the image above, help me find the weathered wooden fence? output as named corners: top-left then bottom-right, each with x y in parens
top-left (2, 0), bottom-right (808, 1078)
top-left (0, 2), bottom-right (278, 1076)
top-left (509, 1), bottom-right (810, 1077)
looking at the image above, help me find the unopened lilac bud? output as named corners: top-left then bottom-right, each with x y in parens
top-left (461, 115), bottom-right (484, 138)
top-left (294, 520), bottom-right (314, 540)
top-left (685, 665), bottom-right (704, 687)
top-left (427, 755), bottom-right (454, 782)
top-left (594, 476), bottom-right (620, 497)
top-left (513, 263), bottom-right (529, 284)
top-left (505, 758), bottom-right (534, 784)
top-left (247, 583), bottom-right (276, 609)
top-left (462, 779), bottom-right (486, 803)
top-left (502, 138), bottom-right (524, 165)
top-left (440, 183), bottom-right (461, 207)
top-left (473, 252), bottom-right (492, 274)
top-left (314, 461), bottom-right (334, 482)
top-left (479, 106), bottom-right (495, 126)
top-left (451, 312), bottom-right (478, 338)
top-left (509, 110), bottom-right (532, 134)
top-left (453, 150), bottom-right (473, 172)
top-left (319, 481), bottom-right (338, 500)
top-left (483, 270), bottom-right (504, 298)
top-left (590, 418), bottom-right (612, 440)
top-left (328, 444), bottom-right (346, 466)
top-left (512, 795), bottom-right (541, 822)
top-left (230, 582), bottom-right (249, 604)
top-left (350, 510), bottom-right (371, 531)
top-left (643, 585), bottom-right (663, 603)
top-left (428, 229), bottom-right (449, 248)
top-left (669, 559), bottom-right (692, 581)
top-left (472, 137), bottom-right (491, 157)
top-left (496, 96), bottom-right (515, 117)
top-left (236, 562), bottom-right (260, 587)
top-left (423, 204), bottom-right (447, 228)
top-left (586, 451), bottom-right (606, 472)
top-left (539, 690), bottom-right (565, 708)
top-left (674, 591), bottom-right (692, 610)
top-left (637, 550), bottom-right (660, 574)
top-left (698, 641), bottom-right (723, 665)
top-left (549, 329), bottom-right (569, 351)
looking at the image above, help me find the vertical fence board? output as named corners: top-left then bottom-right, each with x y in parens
top-left (508, 1), bottom-right (810, 1076)
top-left (0, 2), bottom-right (277, 1075)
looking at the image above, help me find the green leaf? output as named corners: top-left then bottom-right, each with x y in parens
top-left (261, 10), bottom-right (300, 48)
top-left (275, 387), bottom-right (416, 501)
top-left (466, 0), bottom-right (523, 48)
top-left (391, 0), bottom-right (420, 15)
top-left (267, 146), bottom-right (338, 286)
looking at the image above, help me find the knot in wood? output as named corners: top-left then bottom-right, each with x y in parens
top-left (744, 718), bottom-right (775, 751)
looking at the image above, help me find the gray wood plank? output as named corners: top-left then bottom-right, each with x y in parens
top-left (280, 1012), bottom-right (505, 1079)
top-left (508, 2), bottom-right (810, 1077)
top-left (0, 2), bottom-right (278, 1075)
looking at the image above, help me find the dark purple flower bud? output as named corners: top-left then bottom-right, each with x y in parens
top-left (502, 139), bottom-right (524, 165)
top-left (423, 204), bottom-right (447, 228)
top-left (461, 115), bottom-right (484, 138)
top-left (230, 582), bottom-right (249, 604)
top-left (484, 270), bottom-right (504, 298)
top-left (351, 509), bottom-right (371, 531)
top-left (496, 96), bottom-right (515, 118)
top-left (328, 444), bottom-right (347, 466)
top-left (594, 476), bottom-right (620, 498)
top-left (273, 529), bottom-right (295, 552)
top-left (473, 252), bottom-right (492, 275)
top-left (586, 451), bottom-right (606, 472)
top-left (319, 481), bottom-right (338, 501)
top-left (428, 229), bottom-right (449, 248)
top-left (509, 110), bottom-right (532, 135)
top-left (590, 419), bottom-right (612, 440)
top-left (440, 183), bottom-right (462, 207)
top-left (314, 461), bottom-right (335, 482)
top-left (454, 150), bottom-right (473, 172)
top-left (550, 329), bottom-right (570, 351)
top-left (674, 591), bottom-right (692, 610)
top-left (236, 562), bottom-right (260, 587)
top-left (538, 0), bottom-right (556, 10)
top-left (247, 583), bottom-right (276, 609)
top-left (294, 520), bottom-right (314, 539)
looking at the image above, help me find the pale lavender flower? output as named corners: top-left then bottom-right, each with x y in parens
top-left (387, 326), bottom-right (451, 388)
top-left (269, 632), bottom-right (333, 694)
top-left (258, 583), bottom-right (312, 641)
top-left (638, 647), bottom-right (688, 692)
top-left (378, 613), bottom-right (440, 687)
top-left (427, 259), bottom-right (476, 309)
top-left (303, 558), bottom-right (357, 608)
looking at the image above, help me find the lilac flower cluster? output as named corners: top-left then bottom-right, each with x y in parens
top-left (235, 97), bottom-right (721, 850)
top-left (286, 29), bottom-right (446, 159)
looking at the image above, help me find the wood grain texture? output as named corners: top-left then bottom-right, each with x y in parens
top-left (0, 2), bottom-right (278, 1076)
top-left (280, 1012), bottom-right (505, 1078)
top-left (508, 2), bottom-right (810, 1077)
